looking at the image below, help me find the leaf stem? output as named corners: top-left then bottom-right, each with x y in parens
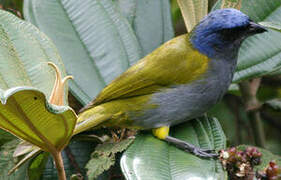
top-left (239, 78), bottom-right (266, 147)
top-left (52, 151), bottom-right (66, 180)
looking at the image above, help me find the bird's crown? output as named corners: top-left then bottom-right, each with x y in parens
top-left (190, 8), bottom-right (266, 59)
top-left (199, 8), bottom-right (250, 31)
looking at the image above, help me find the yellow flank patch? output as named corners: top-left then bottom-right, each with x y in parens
top-left (152, 126), bottom-right (170, 140)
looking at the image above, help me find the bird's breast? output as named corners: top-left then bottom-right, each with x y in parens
top-left (132, 59), bottom-right (236, 129)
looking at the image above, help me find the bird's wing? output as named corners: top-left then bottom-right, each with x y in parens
top-left (83, 34), bottom-right (210, 110)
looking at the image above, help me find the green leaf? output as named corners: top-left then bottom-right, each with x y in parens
top-left (121, 117), bottom-right (227, 180)
top-left (0, 140), bottom-right (29, 180)
top-left (124, 0), bottom-right (174, 55)
top-left (177, 0), bottom-right (208, 32)
top-left (213, 0), bottom-right (281, 82)
top-left (237, 145), bottom-right (281, 171)
top-left (115, 0), bottom-right (174, 55)
top-left (23, 0), bottom-right (174, 105)
top-left (208, 101), bottom-right (238, 146)
top-left (86, 152), bottom-right (114, 180)
top-left (28, 152), bottom-right (49, 180)
top-left (0, 87), bottom-right (76, 152)
top-left (0, 9), bottom-right (68, 103)
top-left (0, 9), bottom-right (78, 175)
top-left (86, 138), bottom-right (134, 179)
top-left (259, 22), bottom-right (281, 32)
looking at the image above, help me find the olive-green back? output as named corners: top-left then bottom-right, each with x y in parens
top-left (84, 34), bottom-right (210, 110)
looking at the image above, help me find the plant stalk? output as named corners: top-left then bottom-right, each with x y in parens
top-left (239, 78), bottom-right (266, 148)
top-left (248, 110), bottom-right (266, 147)
top-left (52, 151), bottom-right (66, 180)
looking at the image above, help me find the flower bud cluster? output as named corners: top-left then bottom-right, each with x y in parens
top-left (219, 147), bottom-right (262, 179)
top-left (256, 161), bottom-right (281, 180)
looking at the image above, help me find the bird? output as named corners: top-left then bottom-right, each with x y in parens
top-left (73, 8), bottom-right (267, 158)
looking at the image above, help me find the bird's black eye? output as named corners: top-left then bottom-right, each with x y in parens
top-left (34, 97), bottom-right (37, 100)
top-left (219, 25), bottom-right (249, 41)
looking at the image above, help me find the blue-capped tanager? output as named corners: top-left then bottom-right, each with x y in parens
top-left (74, 9), bottom-right (267, 158)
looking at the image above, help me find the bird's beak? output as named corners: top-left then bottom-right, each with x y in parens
top-left (248, 21), bottom-right (268, 34)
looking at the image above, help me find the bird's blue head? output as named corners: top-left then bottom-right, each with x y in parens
top-left (190, 8), bottom-right (267, 59)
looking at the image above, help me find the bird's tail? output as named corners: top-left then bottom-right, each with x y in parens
top-left (73, 106), bottom-right (111, 135)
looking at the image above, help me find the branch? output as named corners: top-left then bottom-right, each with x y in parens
top-left (239, 78), bottom-right (266, 148)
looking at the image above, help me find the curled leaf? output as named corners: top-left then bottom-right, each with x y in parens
top-left (13, 141), bottom-right (40, 157)
top-left (0, 87), bottom-right (77, 152)
top-left (48, 62), bottom-right (73, 106)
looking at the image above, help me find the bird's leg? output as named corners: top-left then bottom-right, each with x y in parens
top-left (110, 128), bottom-right (127, 142)
top-left (119, 128), bottom-right (126, 140)
top-left (152, 126), bottom-right (218, 158)
top-left (165, 136), bottom-right (218, 158)
top-left (110, 130), bottom-right (119, 142)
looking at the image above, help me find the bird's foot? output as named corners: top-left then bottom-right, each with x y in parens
top-left (165, 136), bottom-right (218, 158)
top-left (192, 148), bottom-right (218, 158)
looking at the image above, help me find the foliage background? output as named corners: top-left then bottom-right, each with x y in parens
top-left (0, 0), bottom-right (280, 179)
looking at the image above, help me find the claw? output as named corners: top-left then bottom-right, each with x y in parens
top-left (190, 148), bottom-right (218, 158)
top-left (165, 136), bottom-right (219, 158)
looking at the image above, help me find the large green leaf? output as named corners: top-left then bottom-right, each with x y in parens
top-left (121, 0), bottom-right (174, 55)
top-left (121, 117), bottom-right (227, 180)
top-left (0, 8), bottom-right (76, 148)
top-left (0, 9), bottom-right (78, 175)
top-left (23, 0), bottom-right (174, 105)
top-left (0, 87), bottom-right (76, 152)
top-left (0, 9), bottom-right (67, 102)
top-left (213, 0), bottom-right (281, 82)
